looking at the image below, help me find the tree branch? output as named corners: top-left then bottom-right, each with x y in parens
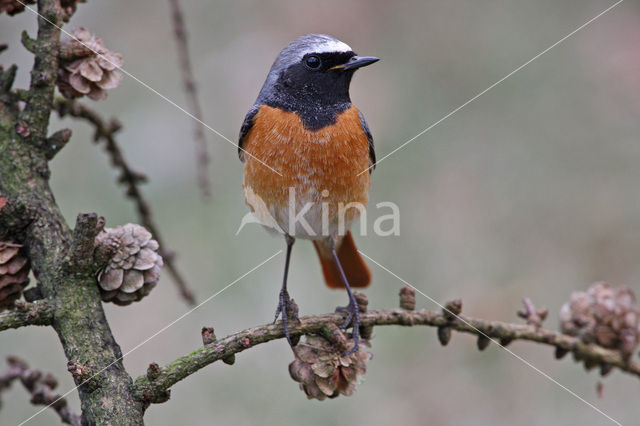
top-left (133, 304), bottom-right (640, 405)
top-left (0, 1), bottom-right (146, 423)
top-left (54, 98), bottom-right (197, 305)
top-left (19, 0), bottom-right (61, 145)
top-left (168, 0), bottom-right (211, 198)
top-left (66, 212), bottom-right (103, 269)
top-left (0, 300), bottom-right (54, 331)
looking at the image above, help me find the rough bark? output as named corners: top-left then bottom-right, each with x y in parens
top-left (0, 300), bottom-right (53, 331)
top-left (0, 1), bottom-right (145, 423)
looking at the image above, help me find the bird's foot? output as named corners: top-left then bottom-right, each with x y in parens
top-left (336, 302), bottom-right (356, 329)
top-left (274, 289), bottom-right (298, 347)
top-left (336, 301), bottom-right (360, 355)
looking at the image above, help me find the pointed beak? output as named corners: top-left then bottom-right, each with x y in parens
top-left (329, 55), bottom-right (380, 71)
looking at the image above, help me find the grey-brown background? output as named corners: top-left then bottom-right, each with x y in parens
top-left (1, 0), bottom-right (639, 424)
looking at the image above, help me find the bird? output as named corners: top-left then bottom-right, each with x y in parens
top-left (238, 34), bottom-right (378, 354)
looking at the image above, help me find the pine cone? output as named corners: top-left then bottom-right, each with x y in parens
top-left (0, 0), bottom-right (34, 16)
top-left (559, 282), bottom-right (640, 358)
top-left (0, 242), bottom-right (30, 310)
top-left (289, 334), bottom-right (372, 400)
top-left (57, 28), bottom-right (123, 101)
top-left (95, 224), bottom-right (162, 306)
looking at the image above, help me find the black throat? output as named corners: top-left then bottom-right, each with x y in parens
top-left (257, 52), bottom-right (356, 130)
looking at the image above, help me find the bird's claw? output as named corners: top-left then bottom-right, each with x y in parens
top-left (274, 289), bottom-right (298, 347)
top-left (336, 302), bottom-right (356, 329)
top-left (274, 289), bottom-right (298, 322)
top-left (336, 301), bottom-right (360, 354)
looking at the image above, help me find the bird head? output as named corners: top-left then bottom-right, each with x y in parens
top-left (257, 34), bottom-right (379, 111)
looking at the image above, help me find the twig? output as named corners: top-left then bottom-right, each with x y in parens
top-left (168, 0), bottom-right (211, 198)
top-left (67, 213), bottom-right (104, 269)
top-left (517, 297), bottom-right (548, 329)
top-left (133, 306), bottom-right (640, 404)
top-left (54, 98), bottom-right (196, 305)
top-left (0, 356), bottom-right (81, 425)
top-left (0, 300), bottom-right (54, 331)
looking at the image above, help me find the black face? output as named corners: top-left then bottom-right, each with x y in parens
top-left (280, 51), bottom-right (357, 105)
top-left (262, 51), bottom-right (358, 130)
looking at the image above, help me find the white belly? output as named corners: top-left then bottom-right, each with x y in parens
top-left (244, 185), bottom-right (362, 241)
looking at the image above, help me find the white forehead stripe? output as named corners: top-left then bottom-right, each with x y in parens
top-left (271, 35), bottom-right (355, 71)
top-left (313, 39), bottom-right (352, 54)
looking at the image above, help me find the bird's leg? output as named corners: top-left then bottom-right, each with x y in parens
top-left (274, 235), bottom-right (298, 347)
top-left (332, 248), bottom-right (360, 355)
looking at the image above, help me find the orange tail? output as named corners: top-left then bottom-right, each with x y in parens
top-left (313, 231), bottom-right (371, 289)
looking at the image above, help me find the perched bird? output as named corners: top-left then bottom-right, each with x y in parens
top-left (238, 34), bottom-right (378, 354)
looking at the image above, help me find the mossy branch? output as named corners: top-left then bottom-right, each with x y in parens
top-left (0, 1), bottom-right (145, 423)
top-left (133, 303), bottom-right (640, 405)
top-left (19, 0), bottom-right (61, 145)
top-left (0, 300), bottom-right (54, 331)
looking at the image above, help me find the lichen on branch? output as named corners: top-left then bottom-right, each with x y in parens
top-left (0, 300), bottom-right (53, 331)
top-left (133, 292), bottom-right (640, 406)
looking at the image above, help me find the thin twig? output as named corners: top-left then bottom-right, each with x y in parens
top-left (0, 356), bottom-right (81, 425)
top-left (168, 0), bottom-right (211, 198)
top-left (54, 98), bottom-right (196, 305)
top-left (0, 300), bottom-right (54, 331)
top-left (517, 297), bottom-right (548, 329)
top-left (133, 306), bottom-right (640, 404)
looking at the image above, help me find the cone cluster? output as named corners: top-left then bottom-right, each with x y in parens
top-left (289, 334), bottom-right (372, 400)
top-left (559, 282), bottom-right (640, 358)
top-left (0, 242), bottom-right (30, 310)
top-left (57, 28), bottom-right (123, 101)
top-left (95, 224), bottom-right (162, 306)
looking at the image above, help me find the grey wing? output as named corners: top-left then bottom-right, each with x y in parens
top-left (359, 110), bottom-right (376, 172)
top-left (238, 105), bottom-right (260, 161)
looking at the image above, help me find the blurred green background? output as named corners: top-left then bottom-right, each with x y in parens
top-left (2, 0), bottom-right (640, 424)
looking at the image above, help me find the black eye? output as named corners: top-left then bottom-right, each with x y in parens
top-left (304, 55), bottom-right (321, 69)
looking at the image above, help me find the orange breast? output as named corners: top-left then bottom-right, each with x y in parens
top-left (242, 105), bottom-right (371, 230)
